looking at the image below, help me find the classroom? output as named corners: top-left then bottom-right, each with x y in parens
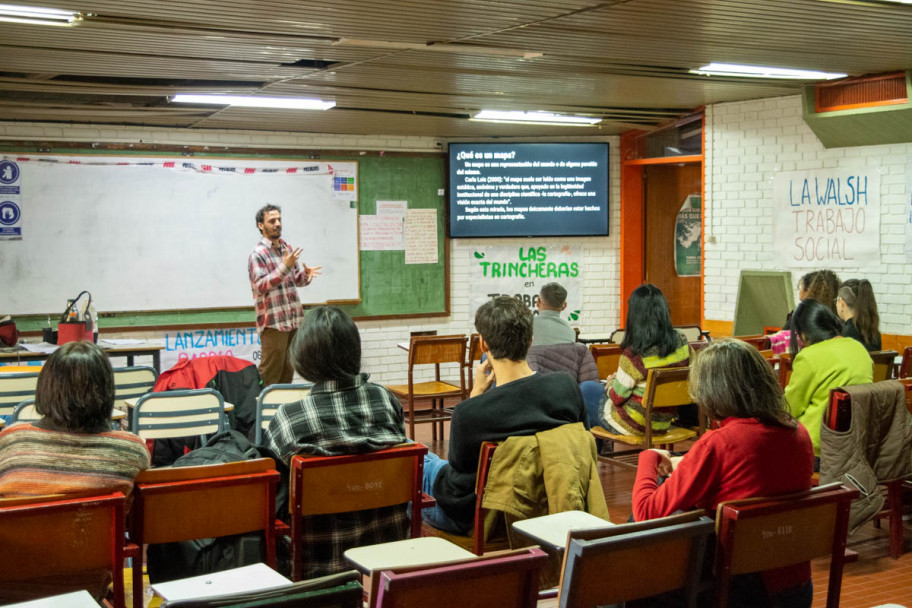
top-left (1, 1), bottom-right (912, 606)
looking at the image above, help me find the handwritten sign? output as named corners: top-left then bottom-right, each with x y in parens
top-left (404, 209), bottom-right (438, 264)
top-left (772, 169), bottom-right (880, 268)
top-left (468, 244), bottom-right (582, 322)
top-left (360, 215), bottom-right (404, 250)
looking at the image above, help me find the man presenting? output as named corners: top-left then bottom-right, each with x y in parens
top-left (248, 204), bottom-right (321, 386)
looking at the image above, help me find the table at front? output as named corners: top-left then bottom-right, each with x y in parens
top-left (0, 344), bottom-right (164, 373)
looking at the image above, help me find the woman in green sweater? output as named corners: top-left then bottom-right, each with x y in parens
top-left (784, 299), bottom-right (873, 461)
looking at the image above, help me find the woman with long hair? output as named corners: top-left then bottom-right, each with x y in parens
top-left (836, 279), bottom-right (881, 351)
top-left (633, 339), bottom-right (815, 607)
top-left (785, 299), bottom-right (872, 458)
top-left (597, 284), bottom-right (689, 437)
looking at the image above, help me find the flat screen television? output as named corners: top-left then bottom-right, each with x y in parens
top-left (448, 142), bottom-right (609, 238)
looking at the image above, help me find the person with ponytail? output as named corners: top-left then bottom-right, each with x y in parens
top-left (836, 279), bottom-right (881, 351)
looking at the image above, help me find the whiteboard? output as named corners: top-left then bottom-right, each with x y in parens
top-left (0, 156), bottom-right (360, 314)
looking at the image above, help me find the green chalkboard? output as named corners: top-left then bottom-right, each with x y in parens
top-left (4, 144), bottom-right (447, 332)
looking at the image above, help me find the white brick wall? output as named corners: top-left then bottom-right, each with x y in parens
top-left (0, 122), bottom-right (621, 383)
top-left (704, 95), bottom-right (912, 335)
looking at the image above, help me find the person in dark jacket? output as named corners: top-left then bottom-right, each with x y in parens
top-left (835, 279), bottom-right (881, 351)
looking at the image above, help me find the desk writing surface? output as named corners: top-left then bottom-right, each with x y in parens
top-left (3, 590), bottom-right (99, 607)
top-left (511, 510), bottom-right (614, 551)
top-left (344, 537), bottom-right (474, 573)
top-left (151, 563), bottom-right (291, 602)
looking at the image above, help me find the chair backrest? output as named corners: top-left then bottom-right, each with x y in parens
top-left (408, 334), bottom-right (467, 367)
top-left (373, 547), bottom-right (547, 608)
top-left (735, 335), bottom-right (772, 351)
top-left (113, 366), bottom-right (158, 412)
top-left (589, 344), bottom-right (622, 380)
top-left (289, 443), bottom-right (429, 581)
top-left (10, 398), bottom-right (38, 424)
top-left (131, 388), bottom-right (226, 439)
top-left (642, 367), bottom-right (694, 446)
top-left (254, 383), bottom-right (314, 445)
top-left (0, 491), bottom-right (126, 607)
top-left (675, 325), bottom-right (707, 342)
top-left (688, 340), bottom-right (709, 354)
top-left (558, 511), bottom-right (714, 608)
top-left (160, 570), bottom-right (363, 608)
top-left (869, 349), bottom-right (898, 382)
top-left (899, 378), bottom-right (912, 415)
top-left (900, 346), bottom-right (912, 379)
top-left (714, 483), bottom-right (859, 608)
top-left (131, 458), bottom-right (280, 554)
top-left (608, 328), bottom-right (625, 344)
top-left (0, 372), bottom-right (40, 419)
top-left (778, 352), bottom-right (793, 389)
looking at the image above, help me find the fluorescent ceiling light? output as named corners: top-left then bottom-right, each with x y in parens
top-left (691, 63), bottom-right (847, 80)
top-left (0, 3), bottom-right (82, 26)
top-left (334, 38), bottom-right (543, 59)
top-left (471, 110), bottom-right (601, 126)
top-left (171, 94), bottom-right (335, 110)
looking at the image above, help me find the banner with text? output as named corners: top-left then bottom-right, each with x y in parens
top-left (468, 244), bottom-right (583, 323)
top-left (160, 327), bottom-right (261, 373)
top-left (772, 168), bottom-right (880, 268)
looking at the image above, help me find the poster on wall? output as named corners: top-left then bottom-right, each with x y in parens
top-left (0, 159), bottom-right (22, 240)
top-left (159, 327), bottom-right (261, 373)
top-left (468, 244), bottom-right (582, 322)
top-left (771, 168), bottom-right (880, 268)
top-left (674, 194), bottom-right (701, 277)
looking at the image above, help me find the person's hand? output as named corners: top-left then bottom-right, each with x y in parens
top-left (283, 247), bottom-right (303, 270)
top-left (470, 359), bottom-right (495, 397)
top-left (603, 372), bottom-right (616, 393)
top-left (303, 264), bottom-right (322, 280)
top-left (649, 449), bottom-right (676, 476)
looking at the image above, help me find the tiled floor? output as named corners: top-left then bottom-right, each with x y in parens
top-left (415, 422), bottom-right (912, 608)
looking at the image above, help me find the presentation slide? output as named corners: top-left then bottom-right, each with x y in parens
top-left (448, 142), bottom-right (609, 238)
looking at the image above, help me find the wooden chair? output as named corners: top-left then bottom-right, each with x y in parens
top-left (422, 441), bottom-right (506, 555)
top-left (131, 387), bottom-right (227, 440)
top-left (289, 443), bottom-right (433, 581)
top-left (465, 333), bottom-right (484, 393)
top-left (608, 328), bottom-right (625, 344)
top-left (734, 334), bottom-right (771, 351)
top-left (826, 385), bottom-right (912, 559)
top-left (253, 383), bottom-right (313, 445)
top-left (688, 340), bottom-right (709, 354)
top-left (899, 346), bottom-right (912, 379)
top-left (159, 570), bottom-right (363, 608)
top-left (675, 325), bottom-right (709, 342)
top-left (558, 511), bottom-right (714, 608)
top-left (113, 366), bottom-right (157, 415)
top-left (125, 459), bottom-right (281, 608)
top-left (778, 352), bottom-right (793, 389)
top-left (0, 371), bottom-right (39, 421)
top-left (0, 491), bottom-right (126, 608)
top-left (591, 367), bottom-right (700, 454)
top-left (588, 344), bottom-right (622, 381)
top-left (870, 349), bottom-right (898, 382)
top-left (372, 546), bottom-right (547, 608)
top-left (386, 335), bottom-right (467, 440)
top-left (714, 483), bottom-right (859, 608)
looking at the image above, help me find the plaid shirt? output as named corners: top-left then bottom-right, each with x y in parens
top-left (248, 237), bottom-right (312, 332)
top-left (264, 373), bottom-right (408, 579)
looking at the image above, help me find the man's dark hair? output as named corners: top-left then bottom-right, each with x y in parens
top-left (621, 284), bottom-right (679, 357)
top-left (291, 306), bottom-right (361, 382)
top-left (255, 204), bottom-right (281, 230)
top-left (475, 296), bottom-right (533, 362)
top-left (789, 298), bottom-right (843, 355)
top-left (539, 282), bottom-right (567, 309)
top-left (35, 341), bottom-right (115, 433)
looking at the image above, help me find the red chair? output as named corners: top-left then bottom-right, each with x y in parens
top-left (899, 346), bottom-right (912, 379)
top-left (289, 443), bottom-right (434, 581)
top-left (826, 385), bottom-right (912, 559)
top-left (714, 483), bottom-right (858, 608)
top-left (870, 349), bottom-right (899, 382)
top-left (777, 352), bottom-right (793, 389)
top-left (734, 335), bottom-right (771, 351)
top-left (0, 491), bottom-right (126, 607)
top-left (372, 546), bottom-right (547, 608)
top-left (125, 459), bottom-right (281, 608)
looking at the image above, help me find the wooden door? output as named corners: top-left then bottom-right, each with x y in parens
top-left (644, 164), bottom-right (702, 326)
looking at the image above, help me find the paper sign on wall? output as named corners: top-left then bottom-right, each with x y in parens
top-left (674, 194), bottom-right (701, 277)
top-left (404, 209), bottom-right (438, 264)
top-left (160, 327), bottom-right (261, 372)
top-left (0, 160), bottom-right (22, 240)
top-left (772, 169), bottom-right (880, 268)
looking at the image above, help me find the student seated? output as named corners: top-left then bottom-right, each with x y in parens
top-left (421, 295), bottom-right (588, 534)
top-left (633, 339), bottom-right (815, 607)
top-left (590, 284), bottom-right (689, 434)
top-left (0, 341), bottom-right (150, 497)
top-left (263, 306), bottom-right (408, 579)
top-left (783, 269), bottom-right (841, 330)
top-left (836, 278), bottom-right (881, 351)
top-left (785, 299), bottom-right (873, 462)
top-left (531, 282), bottom-right (576, 346)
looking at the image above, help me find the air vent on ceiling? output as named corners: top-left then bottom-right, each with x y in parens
top-left (815, 71), bottom-right (908, 113)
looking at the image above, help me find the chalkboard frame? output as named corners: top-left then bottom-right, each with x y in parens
top-left (1, 142), bottom-right (449, 332)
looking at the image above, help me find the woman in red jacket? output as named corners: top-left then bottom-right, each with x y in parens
top-left (633, 338), bottom-right (815, 608)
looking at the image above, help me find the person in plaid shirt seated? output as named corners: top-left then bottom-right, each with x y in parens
top-left (263, 306), bottom-right (408, 579)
